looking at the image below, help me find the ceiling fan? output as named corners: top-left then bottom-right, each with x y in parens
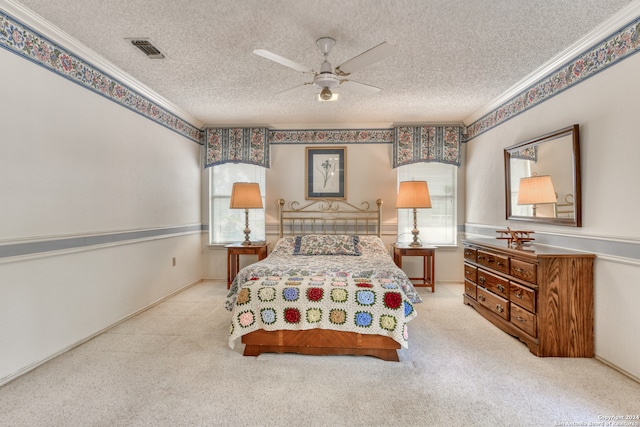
top-left (254, 37), bottom-right (398, 101)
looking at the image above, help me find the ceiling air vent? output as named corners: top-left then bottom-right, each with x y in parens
top-left (128, 39), bottom-right (165, 59)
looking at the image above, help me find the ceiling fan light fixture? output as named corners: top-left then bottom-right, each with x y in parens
top-left (320, 87), bottom-right (333, 100)
top-left (317, 87), bottom-right (339, 102)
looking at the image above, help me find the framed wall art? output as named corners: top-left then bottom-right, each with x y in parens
top-left (305, 146), bottom-right (346, 199)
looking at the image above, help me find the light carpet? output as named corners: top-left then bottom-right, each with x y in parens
top-left (0, 281), bottom-right (638, 427)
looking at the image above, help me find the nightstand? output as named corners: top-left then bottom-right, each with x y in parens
top-left (225, 243), bottom-right (268, 289)
top-left (392, 244), bottom-right (436, 292)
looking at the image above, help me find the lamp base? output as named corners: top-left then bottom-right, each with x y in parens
top-left (242, 209), bottom-right (252, 245)
top-left (409, 208), bottom-right (421, 247)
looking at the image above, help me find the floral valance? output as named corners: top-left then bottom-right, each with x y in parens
top-left (205, 128), bottom-right (270, 168)
top-left (392, 126), bottom-right (463, 168)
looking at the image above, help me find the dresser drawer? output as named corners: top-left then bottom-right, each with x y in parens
top-left (477, 250), bottom-right (509, 274)
top-left (511, 303), bottom-right (537, 337)
top-left (464, 280), bottom-right (477, 300)
top-left (463, 247), bottom-right (477, 262)
top-left (464, 264), bottom-right (477, 282)
top-left (510, 258), bottom-right (537, 283)
top-left (477, 268), bottom-right (509, 299)
top-left (476, 288), bottom-right (509, 320)
top-left (510, 281), bottom-right (536, 312)
top-left (462, 238), bottom-right (595, 358)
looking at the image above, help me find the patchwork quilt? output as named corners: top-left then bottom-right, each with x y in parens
top-left (225, 235), bottom-right (422, 311)
top-left (229, 275), bottom-right (417, 348)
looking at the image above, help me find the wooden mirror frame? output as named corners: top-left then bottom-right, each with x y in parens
top-left (504, 124), bottom-right (582, 227)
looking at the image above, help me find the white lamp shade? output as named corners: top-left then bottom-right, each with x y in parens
top-left (396, 181), bottom-right (432, 208)
top-left (229, 182), bottom-right (263, 209)
top-left (517, 175), bottom-right (556, 205)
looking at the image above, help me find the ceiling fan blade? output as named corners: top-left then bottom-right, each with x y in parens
top-left (276, 82), bottom-right (313, 96)
top-left (253, 49), bottom-right (314, 74)
top-left (335, 42), bottom-right (398, 76)
top-left (339, 80), bottom-right (382, 95)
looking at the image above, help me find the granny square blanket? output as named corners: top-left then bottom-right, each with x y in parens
top-left (225, 236), bottom-right (423, 312)
top-left (229, 276), bottom-right (417, 349)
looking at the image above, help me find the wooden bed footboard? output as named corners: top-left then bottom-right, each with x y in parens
top-left (241, 329), bottom-right (400, 362)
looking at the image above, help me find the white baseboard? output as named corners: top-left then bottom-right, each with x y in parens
top-left (595, 356), bottom-right (640, 385)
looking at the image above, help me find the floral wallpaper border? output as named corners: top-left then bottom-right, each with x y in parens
top-left (204, 126), bottom-right (463, 168)
top-left (4, 7), bottom-right (639, 149)
top-left (268, 129), bottom-right (394, 144)
top-left (205, 128), bottom-right (269, 168)
top-left (466, 17), bottom-right (640, 141)
top-left (0, 10), bottom-right (203, 144)
top-left (393, 126), bottom-right (463, 167)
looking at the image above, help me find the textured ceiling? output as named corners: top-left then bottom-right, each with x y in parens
top-left (12, 0), bottom-right (636, 128)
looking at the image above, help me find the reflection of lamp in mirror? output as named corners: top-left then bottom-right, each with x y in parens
top-left (230, 182), bottom-right (263, 245)
top-left (517, 175), bottom-right (557, 217)
top-left (396, 181), bottom-right (432, 247)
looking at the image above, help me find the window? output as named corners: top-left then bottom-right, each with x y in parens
top-left (397, 162), bottom-right (457, 246)
top-left (209, 163), bottom-right (265, 244)
top-left (509, 159), bottom-right (532, 217)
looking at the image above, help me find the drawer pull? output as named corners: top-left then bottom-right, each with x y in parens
top-left (496, 304), bottom-right (504, 313)
top-left (514, 267), bottom-right (525, 273)
top-left (478, 294), bottom-right (486, 302)
top-left (514, 293), bottom-right (524, 299)
top-left (478, 276), bottom-right (486, 284)
top-left (516, 316), bottom-right (526, 323)
top-left (486, 258), bottom-right (495, 263)
top-left (477, 255), bottom-right (485, 260)
top-left (497, 284), bottom-right (505, 293)
top-left (497, 261), bottom-right (505, 266)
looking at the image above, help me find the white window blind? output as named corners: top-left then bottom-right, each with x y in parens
top-left (509, 159), bottom-right (533, 217)
top-left (209, 163), bottom-right (266, 244)
top-left (397, 162), bottom-right (457, 246)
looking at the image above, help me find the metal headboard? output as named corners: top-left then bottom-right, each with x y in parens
top-left (555, 193), bottom-right (575, 218)
top-left (278, 199), bottom-right (383, 238)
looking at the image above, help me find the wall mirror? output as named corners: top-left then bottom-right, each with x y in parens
top-left (504, 124), bottom-right (581, 227)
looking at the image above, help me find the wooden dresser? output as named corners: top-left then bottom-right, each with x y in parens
top-left (463, 238), bottom-right (595, 357)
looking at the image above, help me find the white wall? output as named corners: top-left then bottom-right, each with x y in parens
top-left (464, 52), bottom-right (640, 379)
top-left (0, 46), bottom-right (203, 382)
top-left (202, 143), bottom-right (466, 283)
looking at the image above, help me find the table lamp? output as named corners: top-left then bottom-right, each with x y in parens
top-left (230, 182), bottom-right (263, 245)
top-left (517, 175), bottom-right (556, 217)
top-left (396, 181), bottom-right (432, 247)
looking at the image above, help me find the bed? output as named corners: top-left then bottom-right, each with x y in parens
top-left (226, 198), bottom-right (422, 361)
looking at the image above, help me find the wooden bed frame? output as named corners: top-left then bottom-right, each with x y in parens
top-left (240, 198), bottom-right (402, 361)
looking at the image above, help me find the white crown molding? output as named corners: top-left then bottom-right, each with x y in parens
top-left (1, 0), bottom-right (204, 129)
top-left (262, 122), bottom-right (395, 130)
top-left (253, 121), bottom-right (465, 130)
top-left (463, 0), bottom-right (640, 125)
